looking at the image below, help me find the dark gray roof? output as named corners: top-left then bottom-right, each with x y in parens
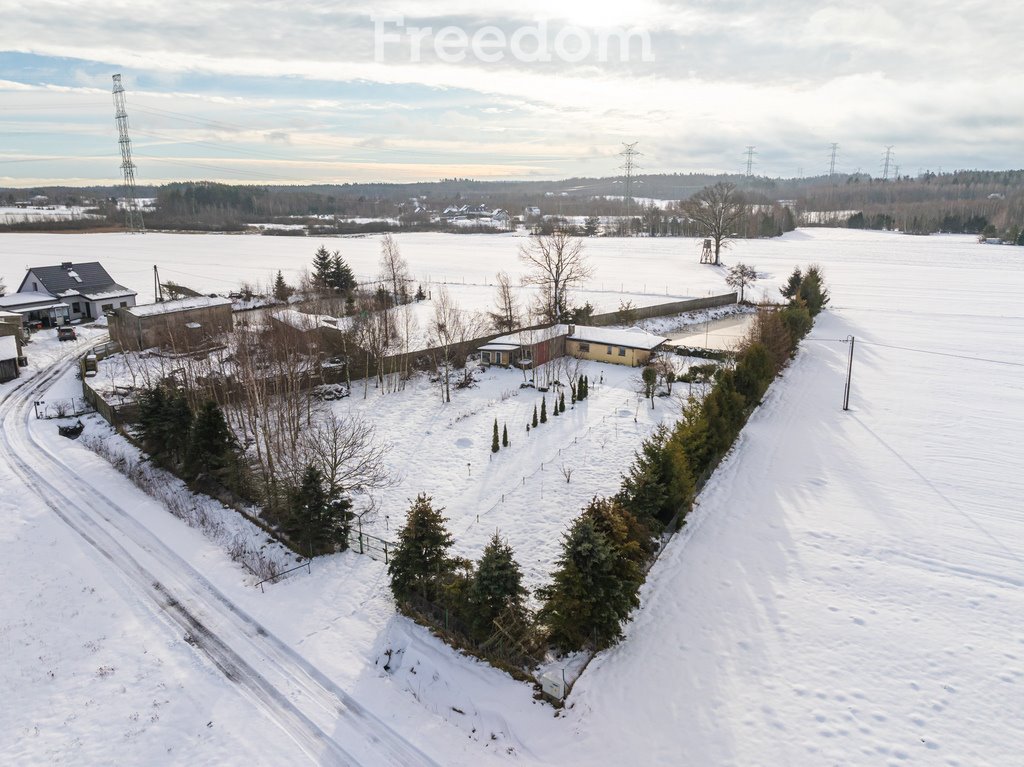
top-left (20, 262), bottom-right (130, 296)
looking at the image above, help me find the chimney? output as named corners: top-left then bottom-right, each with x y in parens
top-left (61, 262), bottom-right (73, 271)
top-left (567, 323), bottom-right (575, 336)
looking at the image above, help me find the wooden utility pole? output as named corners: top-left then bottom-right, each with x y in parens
top-left (843, 335), bottom-right (855, 410)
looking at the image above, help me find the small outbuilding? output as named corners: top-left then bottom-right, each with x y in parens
top-left (109, 296), bottom-right (233, 351)
top-left (0, 335), bottom-right (19, 383)
top-left (478, 325), bottom-right (567, 369)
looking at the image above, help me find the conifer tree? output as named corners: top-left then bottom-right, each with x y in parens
top-left (532, 404), bottom-right (538, 428)
top-left (283, 464), bottom-right (345, 555)
top-left (502, 423), bottom-right (509, 448)
top-left (540, 397), bottom-right (547, 423)
top-left (492, 419), bottom-right (500, 453)
top-left (798, 264), bottom-right (830, 316)
top-left (388, 494), bottom-right (455, 602)
top-left (329, 253), bottom-right (356, 293)
top-left (165, 391), bottom-right (193, 467)
top-left (415, 284), bottom-right (426, 301)
top-left (553, 393), bottom-right (560, 416)
top-left (780, 267), bottom-right (803, 300)
top-left (186, 400), bottom-right (233, 479)
top-left (559, 391), bottom-right (566, 412)
top-left (537, 516), bottom-right (637, 652)
top-left (312, 245), bottom-right (334, 288)
top-left (273, 270), bottom-right (290, 302)
top-left (470, 532), bottom-right (527, 640)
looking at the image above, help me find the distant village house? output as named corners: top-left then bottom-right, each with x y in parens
top-left (0, 261), bottom-right (137, 327)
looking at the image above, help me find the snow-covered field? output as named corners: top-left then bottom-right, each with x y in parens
top-left (2, 228), bottom-right (1022, 766)
top-left (0, 230), bottom-right (730, 313)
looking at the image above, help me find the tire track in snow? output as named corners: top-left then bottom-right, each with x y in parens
top-left (1, 355), bottom-right (439, 767)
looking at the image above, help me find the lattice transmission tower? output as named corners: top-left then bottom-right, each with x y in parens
top-left (618, 141), bottom-right (642, 225)
top-left (112, 74), bottom-right (145, 233)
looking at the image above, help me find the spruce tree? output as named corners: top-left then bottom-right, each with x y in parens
top-left (553, 393), bottom-right (560, 416)
top-left (491, 419), bottom-right (500, 453)
top-left (329, 253), bottom-right (356, 293)
top-left (186, 400), bottom-right (233, 479)
top-left (583, 375), bottom-right (589, 398)
top-left (138, 386), bottom-right (168, 459)
top-left (559, 391), bottom-right (566, 412)
top-left (273, 270), bottom-right (290, 302)
top-left (415, 284), bottom-right (426, 301)
top-left (165, 391), bottom-right (193, 467)
top-left (540, 397), bottom-right (547, 423)
top-left (537, 516), bottom-right (637, 652)
top-left (502, 423), bottom-right (509, 448)
top-left (780, 267), bottom-right (803, 300)
top-left (312, 245), bottom-right (334, 288)
top-left (470, 532), bottom-right (527, 640)
top-left (388, 494), bottom-right (455, 603)
top-left (532, 404), bottom-right (538, 428)
top-left (284, 464), bottom-right (340, 555)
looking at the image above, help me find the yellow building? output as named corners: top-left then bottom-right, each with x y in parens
top-left (564, 325), bottom-right (667, 367)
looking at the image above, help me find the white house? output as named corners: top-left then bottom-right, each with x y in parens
top-left (11, 261), bottom-right (137, 325)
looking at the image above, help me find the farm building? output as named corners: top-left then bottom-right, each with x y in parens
top-left (0, 335), bottom-right (19, 383)
top-left (11, 261), bottom-right (136, 325)
top-left (109, 296), bottom-right (233, 351)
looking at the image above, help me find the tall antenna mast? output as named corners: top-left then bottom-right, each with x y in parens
top-left (828, 142), bottom-right (839, 203)
top-left (745, 146), bottom-right (756, 178)
top-left (112, 74), bottom-right (145, 233)
top-left (618, 141), bottom-right (642, 229)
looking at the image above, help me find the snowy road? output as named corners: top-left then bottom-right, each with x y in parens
top-left (0, 353), bottom-right (439, 767)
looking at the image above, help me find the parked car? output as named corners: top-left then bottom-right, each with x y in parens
top-left (57, 326), bottom-right (77, 342)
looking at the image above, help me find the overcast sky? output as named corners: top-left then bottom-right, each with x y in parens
top-left (1, 0), bottom-right (1021, 187)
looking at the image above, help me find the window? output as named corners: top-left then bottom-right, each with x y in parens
top-left (482, 351), bottom-right (491, 364)
top-left (618, 346), bottom-right (626, 357)
top-left (606, 345), bottom-right (613, 355)
top-left (32, 281), bottom-right (38, 291)
top-left (578, 342), bottom-right (590, 352)
top-left (496, 352), bottom-right (504, 365)
top-left (101, 303), bottom-right (113, 313)
top-left (71, 302), bottom-right (80, 313)
top-left (120, 301), bottom-right (128, 308)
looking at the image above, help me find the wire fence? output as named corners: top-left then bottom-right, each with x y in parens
top-left (33, 397), bottom-right (94, 420)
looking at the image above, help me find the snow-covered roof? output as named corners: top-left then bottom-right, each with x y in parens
top-left (0, 335), bottom-right (18, 360)
top-left (271, 309), bottom-right (344, 332)
top-left (125, 296), bottom-right (232, 318)
top-left (75, 287), bottom-right (137, 301)
top-left (479, 342), bottom-right (522, 352)
top-left (486, 324), bottom-right (569, 348)
top-left (569, 325), bottom-right (667, 350)
top-left (0, 291), bottom-right (64, 309)
top-left (0, 310), bottom-right (21, 321)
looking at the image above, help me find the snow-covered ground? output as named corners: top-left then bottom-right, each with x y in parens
top-left (2, 228), bottom-right (1022, 765)
top-left (0, 205), bottom-right (100, 223)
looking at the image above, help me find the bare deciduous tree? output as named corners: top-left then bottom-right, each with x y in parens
top-left (379, 234), bottom-right (411, 306)
top-left (684, 182), bottom-right (746, 265)
top-left (519, 230), bottom-right (592, 323)
top-left (426, 286), bottom-right (485, 403)
top-left (488, 271), bottom-right (520, 332)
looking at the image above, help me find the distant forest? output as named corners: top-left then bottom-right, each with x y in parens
top-left (2, 169), bottom-right (1023, 242)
